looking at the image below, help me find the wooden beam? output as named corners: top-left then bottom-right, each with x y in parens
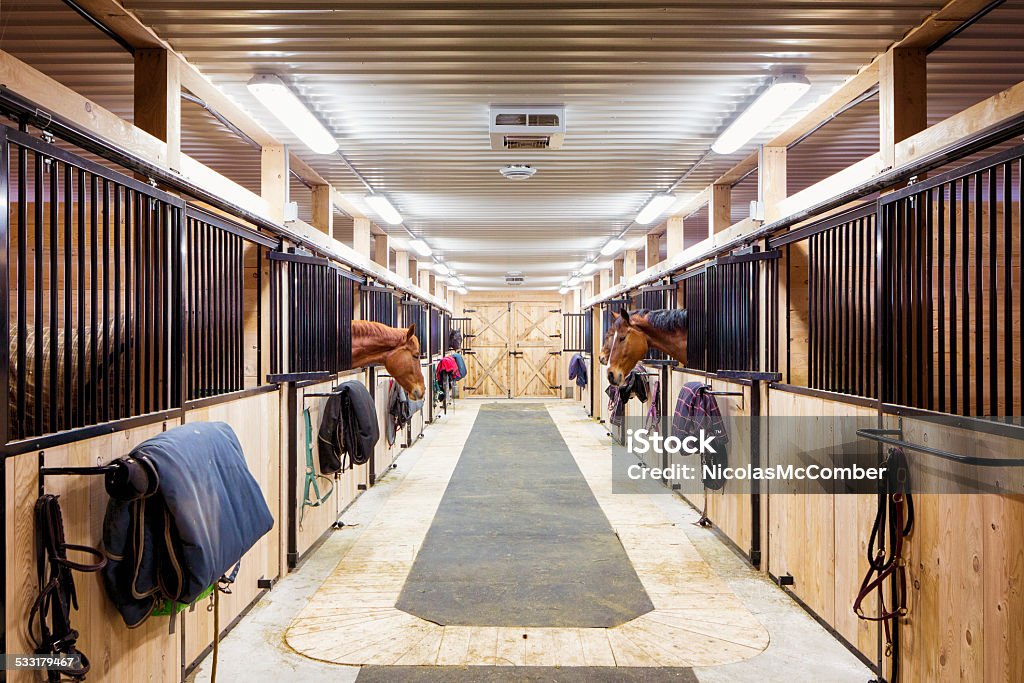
top-left (133, 49), bottom-right (180, 169)
top-left (710, 184), bottom-right (732, 235)
top-left (880, 47), bottom-right (928, 167)
top-left (310, 185), bottom-right (333, 235)
top-left (623, 249), bottom-right (638, 279)
top-left (353, 217), bottom-right (372, 258)
top-left (760, 146), bottom-right (788, 223)
top-left (646, 233), bottom-right (661, 269)
top-left (394, 250), bottom-right (410, 280)
top-left (896, 77), bottom-right (1024, 166)
top-left (665, 215), bottom-right (685, 258)
top-left (897, 0), bottom-right (1002, 49)
top-left (260, 145), bottom-right (288, 224)
top-left (670, 186), bottom-right (711, 221)
top-left (714, 151), bottom-right (759, 186)
top-left (373, 233), bottom-right (390, 268)
top-left (613, 258), bottom-right (624, 286)
top-left (768, 64), bottom-right (881, 149)
top-left (0, 49), bottom-right (167, 165)
top-left (599, 269), bottom-right (612, 294)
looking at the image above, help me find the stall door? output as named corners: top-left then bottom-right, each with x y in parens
top-left (511, 303), bottom-right (561, 397)
top-left (464, 303), bottom-right (511, 397)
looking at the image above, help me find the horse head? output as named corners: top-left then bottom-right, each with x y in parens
top-left (383, 324), bottom-right (425, 401)
top-left (605, 308), bottom-right (648, 386)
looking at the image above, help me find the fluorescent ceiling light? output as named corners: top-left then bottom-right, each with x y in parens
top-left (364, 194), bottom-right (403, 225)
top-left (712, 74), bottom-right (811, 155)
top-left (558, 287), bottom-right (569, 295)
top-left (581, 262), bottom-right (598, 275)
top-left (433, 263), bottom-right (450, 275)
top-left (446, 276), bottom-right (462, 286)
top-left (246, 74), bottom-right (338, 155)
top-left (600, 239), bottom-right (626, 257)
top-left (408, 239), bottom-right (432, 257)
top-left (457, 287), bottom-right (468, 295)
top-left (567, 275), bottom-right (581, 287)
top-left (636, 193), bottom-right (677, 226)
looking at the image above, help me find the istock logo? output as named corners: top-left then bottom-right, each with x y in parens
top-left (626, 428), bottom-right (717, 455)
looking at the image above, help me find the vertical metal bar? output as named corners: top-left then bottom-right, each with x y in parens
top-left (16, 139), bottom-right (27, 437)
top-left (76, 168), bottom-right (86, 427)
top-left (962, 177), bottom-right (971, 415)
top-left (33, 150), bottom-right (44, 435)
top-left (949, 182), bottom-right (959, 414)
top-left (63, 163), bottom-right (73, 429)
top-left (133, 190), bottom-right (142, 416)
top-left (808, 235), bottom-right (816, 387)
top-left (974, 172), bottom-right (983, 416)
top-left (89, 173), bottom-right (99, 423)
top-left (112, 183), bottom-right (121, 419)
top-left (101, 179), bottom-right (110, 422)
top-left (987, 167), bottom-right (997, 415)
top-left (937, 184), bottom-right (946, 413)
top-left (925, 188), bottom-right (934, 411)
top-left (48, 157), bottom-right (58, 433)
top-left (1003, 162), bottom-right (1012, 416)
top-left (0, 127), bottom-right (10, 445)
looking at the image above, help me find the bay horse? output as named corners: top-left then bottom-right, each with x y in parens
top-left (351, 321), bottom-right (426, 400)
top-left (603, 308), bottom-right (688, 386)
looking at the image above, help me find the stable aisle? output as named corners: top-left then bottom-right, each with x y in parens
top-left (191, 401), bottom-right (872, 682)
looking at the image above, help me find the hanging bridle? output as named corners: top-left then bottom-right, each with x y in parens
top-left (853, 446), bottom-right (915, 675)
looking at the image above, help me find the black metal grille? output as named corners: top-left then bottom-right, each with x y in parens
top-left (771, 203), bottom-right (877, 397)
top-left (268, 250), bottom-right (356, 382)
top-left (185, 208), bottom-right (273, 400)
top-left (562, 312), bottom-right (592, 353)
top-left (360, 284), bottom-right (398, 327)
top-left (880, 143), bottom-right (1024, 416)
top-left (632, 284), bottom-right (677, 362)
top-left (402, 299), bottom-right (428, 359)
top-left (429, 307), bottom-right (443, 357)
top-left (449, 316), bottom-right (472, 352)
top-left (2, 126), bottom-right (185, 443)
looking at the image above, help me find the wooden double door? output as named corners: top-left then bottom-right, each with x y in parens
top-left (464, 300), bottom-right (561, 398)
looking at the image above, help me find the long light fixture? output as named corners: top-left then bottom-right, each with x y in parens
top-left (580, 262), bottom-right (598, 275)
top-left (711, 74), bottom-right (811, 155)
top-left (636, 193), bottom-right (677, 225)
top-left (600, 238), bottom-right (626, 257)
top-left (364, 194), bottom-right (403, 225)
top-left (433, 262), bottom-right (450, 275)
top-left (246, 74), bottom-right (339, 155)
top-left (567, 275), bottom-right (581, 287)
top-left (457, 287), bottom-right (468, 295)
top-left (447, 276), bottom-right (463, 287)
top-left (558, 287), bottom-right (569, 295)
top-left (408, 239), bottom-right (432, 257)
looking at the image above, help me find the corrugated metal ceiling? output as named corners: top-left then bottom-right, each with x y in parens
top-left (4, 0), bottom-right (1022, 288)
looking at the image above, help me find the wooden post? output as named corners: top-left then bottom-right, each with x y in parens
top-left (260, 145), bottom-right (288, 223)
top-left (418, 266), bottom-right (431, 291)
top-left (880, 47), bottom-right (927, 168)
top-left (599, 269), bottom-right (612, 294)
top-left (710, 183), bottom-right (731, 235)
top-left (613, 258), bottom-right (624, 286)
top-left (665, 215), bottom-right (685, 258)
top-left (310, 185), bottom-right (333, 234)
top-left (373, 233), bottom-right (390, 267)
top-left (395, 250), bottom-right (410, 279)
top-left (646, 233), bottom-right (661, 268)
top-left (133, 48), bottom-right (180, 170)
top-left (624, 249), bottom-right (638, 279)
top-left (760, 146), bottom-right (788, 223)
top-left (353, 217), bottom-right (372, 258)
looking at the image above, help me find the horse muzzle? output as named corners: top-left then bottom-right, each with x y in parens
top-left (607, 370), bottom-right (624, 386)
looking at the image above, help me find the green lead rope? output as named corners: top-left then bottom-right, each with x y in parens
top-left (300, 407), bottom-right (334, 528)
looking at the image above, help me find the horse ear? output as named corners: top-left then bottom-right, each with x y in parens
top-left (406, 324), bottom-right (416, 341)
top-left (619, 307), bottom-right (631, 326)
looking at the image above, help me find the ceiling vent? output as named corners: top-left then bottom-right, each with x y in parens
top-left (499, 164), bottom-right (537, 181)
top-left (505, 271), bottom-right (525, 286)
top-left (489, 106), bottom-right (565, 150)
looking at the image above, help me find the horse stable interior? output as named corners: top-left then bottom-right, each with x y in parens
top-left (1, 0), bottom-right (1024, 681)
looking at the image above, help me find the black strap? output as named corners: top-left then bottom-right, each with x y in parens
top-left (29, 494), bottom-right (107, 681)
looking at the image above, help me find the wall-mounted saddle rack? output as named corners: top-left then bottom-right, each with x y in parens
top-left (857, 427), bottom-right (1024, 468)
top-left (38, 457), bottom-right (126, 496)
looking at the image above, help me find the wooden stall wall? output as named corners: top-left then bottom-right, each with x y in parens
top-left (764, 388), bottom-right (879, 661)
top-left (6, 422), bottom-right (181, 683)
top-left (373, 370), bottom-right (401, 474)
top-left (668, 370), bottom-right (755, 559)
top-left (294, 375), bottom-right (368, 561)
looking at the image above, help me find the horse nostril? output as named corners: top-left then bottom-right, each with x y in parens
top-left (607, 371), bottom-right (615, 384)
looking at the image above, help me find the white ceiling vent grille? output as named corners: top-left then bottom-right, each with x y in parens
top-left (505, 271), bottom-right (526, 286)
top-left (489, 106), bottom-right (565, 150)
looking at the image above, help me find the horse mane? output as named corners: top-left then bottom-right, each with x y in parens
top-left (352, 319), bottom-right (407, 342)
top-left (633, 308), bottom-right (687, 333)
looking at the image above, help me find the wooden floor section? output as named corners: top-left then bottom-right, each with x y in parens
top-left (285, 401), bottom-right (770, 667)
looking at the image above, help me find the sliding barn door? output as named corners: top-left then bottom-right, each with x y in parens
top-left (464, 302), bottom-right (511, 396)
top-left (511, 303), bottom-right (561, 397)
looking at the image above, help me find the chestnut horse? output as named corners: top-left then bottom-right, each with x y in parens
top-left (351, 321), bottom-right (426, 400)
top-left (603, 308), bottom-right (688, 385)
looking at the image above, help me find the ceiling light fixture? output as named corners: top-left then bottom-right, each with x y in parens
top-left (246, 74), bottom-right (339, 155)
top-left (447, 276), bottom-right (463, 286)
top-left (636, 193), bottom-right (677, 226)
top-left (580, 262), bottom-right (598, 275)
top-left (558, 287), bottom-right (569, 295)
top-left (408, 239), bottom-right (432, 257)
top-left (457, 287), bottom-right (468, 295)
top-left (600, 239), bottom-right (626, 257)
top-left (711, 74), bottom-right (811, 155)
top-left (567, 275), bottom-right (581, 287)
top-left (433, 263), bottom-right (450, 276)
top-left (499, 164), bottom-right (537, 181)
top-left (364, 194), bottom-right (403, 225)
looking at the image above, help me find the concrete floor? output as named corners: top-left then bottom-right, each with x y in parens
top-left (188, 400), bottom-right (873, 683)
